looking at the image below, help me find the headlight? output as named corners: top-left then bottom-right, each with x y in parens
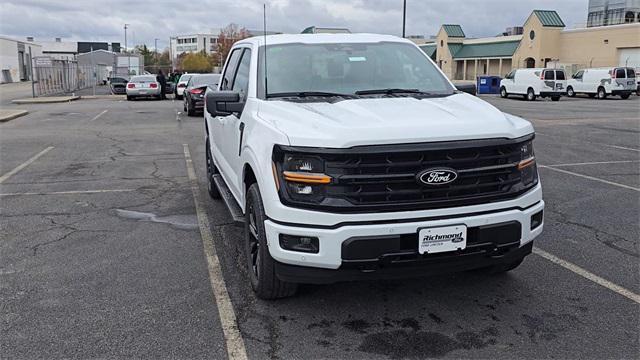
top-left (517, 140), bottom-right (537, 186)
top-left (274, 153), bottom-right (331, 203)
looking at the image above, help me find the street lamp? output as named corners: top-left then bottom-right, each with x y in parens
top-left (124, 23), bottom-right (130, 74)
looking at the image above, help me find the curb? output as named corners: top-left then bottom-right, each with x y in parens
top-left (11, 96), bottom-right (80, 104)
top-left (0, 110), bottom-right (28, 123)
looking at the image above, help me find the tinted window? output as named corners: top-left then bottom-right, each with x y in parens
top-left (191, 74), bottom-right (221, 87)
top-left (221, 49), bottom-right (243, 90)
top-left (615, 68), bottom-right (626, 78)
top-left (544, 71), bottom-right (554, 80)
top-left (627, 68), bottom-right (636, 78)
top-left (232, 49), bottom-right (252, 101)
top-left (555, 71), bottom-right (565, 80)
top-left (505, 71), bottom-right (515, 79)
top-left (259, 42), bottom-right (454, 96)
top-left (132, 76), bottom-right (156, 82)
top-left (573, 70), bottom-right (584, 79)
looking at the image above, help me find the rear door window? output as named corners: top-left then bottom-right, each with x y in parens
top-left (615, 68), bottom-right (626, 78)
top-left (555, 71), bottom-right (565, 80)
top-left (544, 70), bottom-right (554, 80)
top-left (627, 68), bottom-right (636, 78)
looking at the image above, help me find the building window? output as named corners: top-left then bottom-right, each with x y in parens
top-left (440, 40), bottom-right (443, 47)
top-left (529, 30), bottom-right (535, 40)
top-left (625, 11), bottom-right (635, 23)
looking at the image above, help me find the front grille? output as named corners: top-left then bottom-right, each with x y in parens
top-left (278, 135), bottom-right (535, 212)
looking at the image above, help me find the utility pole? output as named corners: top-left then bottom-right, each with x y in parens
top-left (402, 0), bottom-right (407, 38)
top-left (124, 24), bottom-right (130, 75)
top-left (154, 38), bottom-right (159, 68)
top-left (91, 46), bottom-right (96, 96)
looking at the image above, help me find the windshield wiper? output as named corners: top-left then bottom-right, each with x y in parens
top-left (355, 88), bottom-right (425, 95)
top-left (267, 91), bottom-right (355, 99)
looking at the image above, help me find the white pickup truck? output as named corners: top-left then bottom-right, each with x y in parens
top-left (204, 34), bottom-right (544, 299)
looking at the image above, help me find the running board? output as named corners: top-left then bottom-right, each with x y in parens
top-left (212, 174), bottom-right (245, 224)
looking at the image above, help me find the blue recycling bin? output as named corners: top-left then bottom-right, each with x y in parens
top-left (477, 76), bottom-right (502, 94)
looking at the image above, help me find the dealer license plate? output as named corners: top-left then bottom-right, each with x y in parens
top-left (418, 225), bottom-right (467, 254)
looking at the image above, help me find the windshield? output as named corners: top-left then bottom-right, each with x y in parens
top-left (259, 42), bottom-right (455, 98)
top-left (191, 74), bottom-right (220, 87)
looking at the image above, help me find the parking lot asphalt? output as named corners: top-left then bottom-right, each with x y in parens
top-left (1, 94), bottom-right (638, 359)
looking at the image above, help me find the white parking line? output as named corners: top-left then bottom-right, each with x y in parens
top-left (537, 133), bottom-right (640, 152)
top-left (533, 247), bottom-right (640, 304)
top-left (183, 144), bottom-right (248, 360)
top-left (0, 146), bottom-right (54, 184)
top-left (606, 144), bottom-right (640, 153)
top-left (549, 160), bottom-right (640, 167)
top-left (0, 189), bottom-right (135, 196)
top-left (90, 109), bottom-right (108, 121)
top-left (538, 165), bottom-right (639, 192)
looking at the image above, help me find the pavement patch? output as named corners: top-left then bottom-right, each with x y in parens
top-left (12, 96), bottom-right (80, 104)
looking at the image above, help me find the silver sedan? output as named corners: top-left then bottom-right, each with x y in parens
top-left (126, 75), bottom-right (161, 100)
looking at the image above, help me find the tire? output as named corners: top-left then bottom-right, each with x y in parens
top-left (620, 93), bottom-right (631, 100)
top-left (597, 87), bottom-right (607, 100)
top-left (526, 88), bottom-right (536, 101)
top-left (500, 87), bottom-right (508, 98)
top-left (126, 95), bottom-right (133, 101)
top-left (566, 86), bottom-right (575, 97)
top-left (205, 138), bottom-right (221, 199)
top-left (245, 184), bottom-right (298, 299)
top-left (551, 96), bottom-right (560, 102)
top-left (187, 100), bottom-right (196, 116)
top-left (183, 99), bottom-right (187, 112)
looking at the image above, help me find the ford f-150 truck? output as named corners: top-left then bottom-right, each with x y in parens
top-left (204, 34), bottom-right (544, 299)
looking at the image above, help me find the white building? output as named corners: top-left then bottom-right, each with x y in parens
top-left (35, 38), bottom-right (77, 61)
top-left (0, 36), bottom-right (42, 83)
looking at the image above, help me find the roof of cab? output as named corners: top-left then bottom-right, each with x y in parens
top-left (235, 33), bottom-right (414, 47)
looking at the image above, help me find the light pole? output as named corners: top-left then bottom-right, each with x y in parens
top-left (124, 24), bottom-right (130, 75)
top-left (402, 0), bottom-right (407, 38)
top-left (154, 38), bottom-right (159, 68)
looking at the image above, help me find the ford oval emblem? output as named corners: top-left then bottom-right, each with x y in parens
top-left (418, 168), bottom-right (458, 186)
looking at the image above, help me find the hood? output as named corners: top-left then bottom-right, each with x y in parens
top-left (258, 93), bottom-right (534, 148)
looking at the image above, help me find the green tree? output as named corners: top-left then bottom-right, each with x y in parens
top-left (181, 52), bottom-right (213, 72)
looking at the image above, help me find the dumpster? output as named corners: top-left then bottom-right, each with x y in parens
top-left (477, 76), bottom-right (502, 94)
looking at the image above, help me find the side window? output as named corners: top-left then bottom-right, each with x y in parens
top-left (615, 68), bottom-right (626, 78)
top-left (556, 71), bottom-right (565, 80)
top-left (573, 70), bottom-right (584, 79)
top-left (221, 49), bottom-right (243, 91)
top-left (506, 70), bottom-right (515, 79)
top-left (628, 68), bottom-right (636, 78)
top-left (544, 70), bottom-right (554, 80)
top-left (232, 49), bottom-right (252, 102)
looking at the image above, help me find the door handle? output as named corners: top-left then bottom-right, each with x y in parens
top-left (238, 122), bottom-right (245, 156)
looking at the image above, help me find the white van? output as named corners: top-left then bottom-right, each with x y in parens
top-left (500, 68), bottom-right (566, 101)
top-left (567, 67), bottom-right (635, 100)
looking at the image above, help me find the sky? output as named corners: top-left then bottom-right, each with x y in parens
top-left (0, 0), bottom-right (588, 49)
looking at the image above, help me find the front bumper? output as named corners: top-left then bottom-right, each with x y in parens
top-left (539, 91), bottom-right (565, 97)
top-left (264, 190), bottom-right (544, 279)
top-left (611, 90), bottom-right (632, 96)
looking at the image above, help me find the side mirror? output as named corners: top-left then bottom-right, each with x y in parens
top-left (456, 84), bottom-right (476, 96)
top-left (206, 91), bottom-right (242, 116)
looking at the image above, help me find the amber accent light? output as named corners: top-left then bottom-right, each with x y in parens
top-left (517, 157), bottom-right (536, 170)
top-left (283, 171), bottom-right (331, 184)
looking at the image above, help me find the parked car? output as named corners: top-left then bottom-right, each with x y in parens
top-left (567, 67), bottom-right (635, 100)
top-left (204, 34), bottom-right (544, 299)
top-left (109, 77), bottom-right (128, 95)
top-left (184, 74), bottom-right (220, 116)
top-left (175, 73), bottom-right (196, 100)
top-left (126, 75), bottom-right (161, 100)
top-left (500, 68), bottom-right (566, 101)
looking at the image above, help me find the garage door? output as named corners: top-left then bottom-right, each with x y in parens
top-left (618, 48), bottom-right (640, 68)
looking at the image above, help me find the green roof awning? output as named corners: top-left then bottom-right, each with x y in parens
top-left (443, 24), bottom-right (465, 38)
top-left (452, 40), bottom-right (521, 59)
top-left (533, 10), bottom-right (565, 27)
top-left (448, 43), bottom-right (463, 57)
top-left (419, 44), bottom-right (437, 59)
